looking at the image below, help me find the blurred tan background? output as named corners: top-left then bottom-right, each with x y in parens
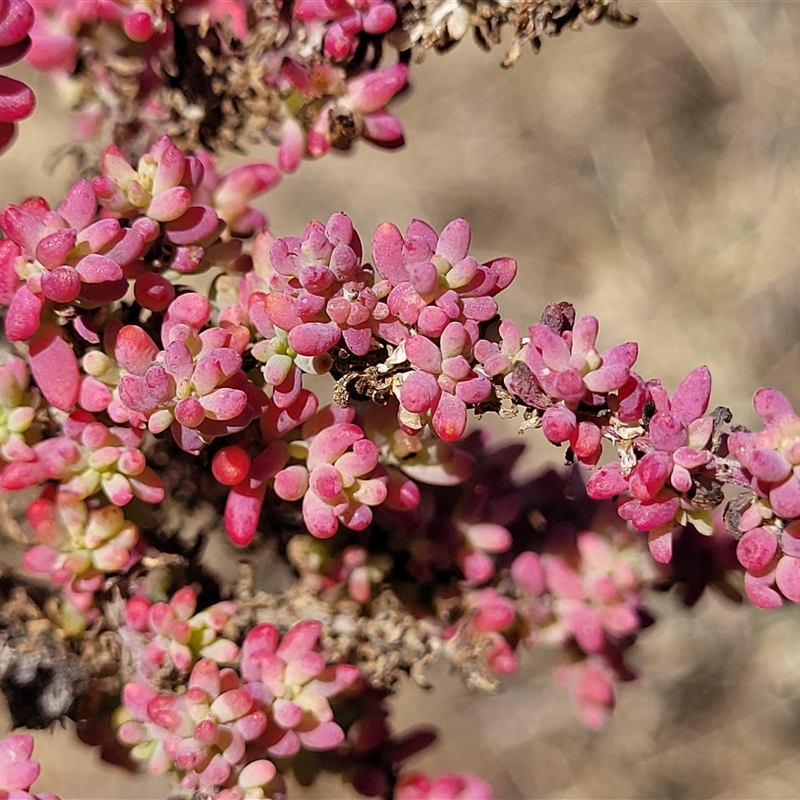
top-left (7, 1), bottom-right (800, 797)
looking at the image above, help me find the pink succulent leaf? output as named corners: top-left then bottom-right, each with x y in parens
top-left (541, 405), bottom-right (577, 444)
top-left (0, 734), bottom-right (40, 791)
top-left (164, 204), bottom-right (220, 244)
top-left (308, 422), bottom-right (364, 468)
top-left (628, 451), bottom-right (672, 501)
top-left (262, 291), bottom-right (303, 331)
top-left (769, 475), bottom-right (800, 519)
top-left (210, 688), bottom-right (253, 723)
top-left (278, 118), bottom-right (305, 173)
top-left (5, 283), bottom-right (44, 341)
top-left (288, 322), bottom-right (341, 357)
top-left (400, 371), bottom-right (440, 414)
top-left (563, 604), bottom-right (604, 653)
top-left (29, 323), bottom-right (80, 411)
top-left (298, 720), bottom-right (345, 751)
top-left (74, 253), bottom-right (124, 284)
top-left (646, 527), bottom-right (673, 564)
top-left (435, 218), bottom-right (471, 266)
top-left (0, 74), bottom-right (34, 123)
top-left (0, 239), bottom-right (22, 304)
top-left (511, 552), bottom-right (546, 597)
top-left (753, 388), bottom-right (796, 425)
top-left (346, 63), bottom-right (407, 114)
top-left (277, 619), bottom-right (322, 662)
top-left (57, 178), bottom-right (96, 230)
top-left (362, 109), bottom-right (404, 147)
top-left (223, 440), bottom-right (288, 545)
top-left (648, 412), bottom-right (687, 452)
top-left (127, 466), bottom-right (165, 503)
top-left (570, 315), bottom-right (598, 357)
top-left (114, 325), bottom-right (159, 375)
top-left (629, 494), bottom-right (680, 532)
top-left (600, 340), bottom-right (638, 369)
top-left (744, 571), bottom-right (783, 609)
top-left (272, 698), bottom-right (305, 729)
top-left (273, 464), bottom-right (309, 502)
top-left (1, 204), bottom-right (42, 253)
top-left (35, 228), bottom-right (76, 269)
top-left (372, 221), bottom-right (409, 285)
top-left (737, 528), bottom-right (779, 573)
top-left (216, 161), bottom-right (280, 206)
top-left (529, 324), bottom-right (571, 371)
top-left (669, 366), bottom-right (711, 425)
top-left (0, 0), bottom-right (34, 48)
top-left (743, 448), bottom-right (792, 483)
top-left (335, 439), bottom-right (380, 479)
top-left (431, 392), bottom-right (467, 442)
top-left (466, 523), bottom-right (513, 553)
top-left (583, 363), bottom-right (630, 394)
top-left (551, 369), bottom-right (584, 405)
top-left (162, 292), bottom-right (212, 340)
top-left (306, 663), bottom-right (359, 698)
top-left (265, 728), bottom-right (301, 759)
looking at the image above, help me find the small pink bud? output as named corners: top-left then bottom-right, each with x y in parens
top-left (211, 688), bottom-right (253, 723)
top-left (278, 118), bottom-right (305, 173)
top-left (124, 10), bottom-right (154, 42)
top-left (346, 64), bottom-right (407, 115)
top-left (238, 759), bottom-right (277, 789)
top-left (213, 446), bottom-right (252, 485)
top-left (124, 596), bottom-right (151, 631)
top-left (169, 586), bottom-right (197, 620)
top-left (41, 266), bottom-right (81, 303)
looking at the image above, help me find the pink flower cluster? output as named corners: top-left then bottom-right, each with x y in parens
top-left (22, 487), bottom-right (140, 629)
top-left (117, 620), bottom-right (357, 799)
top-left (522, 315), bottom-right (639, 466)
top-left (248, 211), bottom-right (384, 379)
top-left (295, 0), bottom-right (397, 61)
top-left (276, 61), bottom-right (408, 168)
top-left (122, 586), bottom-right (239, 679)
top-left (0, 137), bottom-right (272, 412)
top-left (586, 366), bottom-right (717, 563)
top-left (223, 403), bottom-right (392, 546)
top-left (369, 219), bottom-right (515, 440)
top-left (0, 410), bottom-right (164, 506)
top-left (279, 417), bottom-right (481, 603)
top-left (0, 354), bottom-right (40, 462)
top-left (7, 5), bottom-right (800, 798)
top-left (28, 0), bottom-right (166, 69)
top-left (727, 390), bottom-right (800, 607)
top-left (513, 520), bottom-right (650, 727)
top-left (22, 1), bottom-right (409, 174)
top-left (287, 537), bottom-right (391, 605)
top-left (427, 466), bottom-right (653, 728)
top-left (116, 299), bottom-right (257, 455)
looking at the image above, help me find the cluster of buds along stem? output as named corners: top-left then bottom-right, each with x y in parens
top-left (116, 620), bottom-right (358, 799)
top-left (0, 124), bottom-right (797, 800)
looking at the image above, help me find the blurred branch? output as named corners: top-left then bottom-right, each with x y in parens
top-left (399, 0), bottom-right (636, 66)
